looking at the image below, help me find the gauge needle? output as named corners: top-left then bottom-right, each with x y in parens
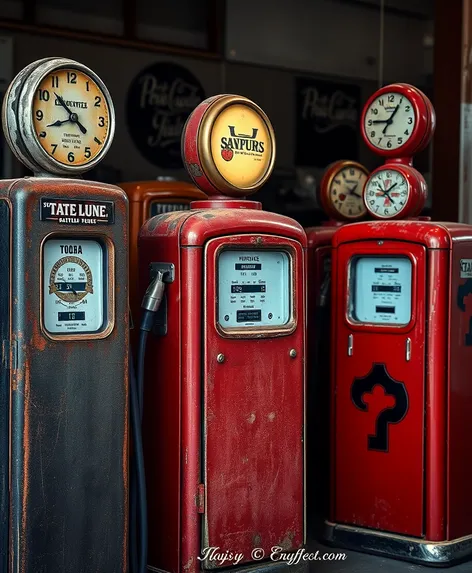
top-left (54, 92), bottom-right (87, 135)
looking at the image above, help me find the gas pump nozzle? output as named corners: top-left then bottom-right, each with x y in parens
top-left (140, 271), bottom-right (167, 331)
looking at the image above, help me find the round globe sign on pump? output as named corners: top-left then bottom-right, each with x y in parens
top-left (182, 95), bottom-right (276, 197)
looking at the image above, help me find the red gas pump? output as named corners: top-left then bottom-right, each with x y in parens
top-left (306, 160), bottom-right (368, 518)
top-left (323, 85), bottom-right (472, 567)
top-left (138, 95), bottom-right (306, 572)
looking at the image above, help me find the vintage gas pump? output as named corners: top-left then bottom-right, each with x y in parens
top-left (0, 58), bottom-right (129, 572)
top-left (138, 95), bottom-right (306, 572)
top-left (306, 160), bottom-right (368, 519)
top-left (322, 85), bottom-right (472, 567)
top-left (118, 178), bottom-right (206, 331)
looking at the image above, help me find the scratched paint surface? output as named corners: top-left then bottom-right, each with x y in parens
top-left (4, 179), bottom-right (129, 573)
top-left (202, 235), bottom-right (305, 567)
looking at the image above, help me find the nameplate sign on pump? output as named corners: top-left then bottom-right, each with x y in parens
top-left (40, 197), bottom-right (115, 224)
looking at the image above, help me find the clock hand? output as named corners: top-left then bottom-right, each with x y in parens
top-left (372, 119), bottom-right (389, 124)
top-left (47, 119), bottom-right (70, 127)
top-left (382, 104), bottom-right (400, 134)
top-left (54, 92), bottom-right (87, 135)
top-left (54, 92), bottom-right (74, 115)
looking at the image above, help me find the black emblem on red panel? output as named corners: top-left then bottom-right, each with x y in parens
top-left (351, 363), bottom-right (409, 453)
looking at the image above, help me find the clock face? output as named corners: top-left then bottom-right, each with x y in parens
top-left (32, 68), bottom-right (110, 167)
top-left (329, 164), bottom-right (367, 219)
top-left (364, 92), bottom-right (416, 152)
top-left (364, 168), bottom-right (410, 218)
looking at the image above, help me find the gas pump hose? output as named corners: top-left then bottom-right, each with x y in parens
top-left (130, 271), bottom-right (167, 573)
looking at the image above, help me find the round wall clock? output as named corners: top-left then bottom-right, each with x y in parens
top-left (2, 58), bottom-right (115, 176)
top-left (363, 163), bottom-right (427, 220)
top-left (318, 159), bottom-right (369, 221)
top-left (361, 83), bottom-right (435, 159)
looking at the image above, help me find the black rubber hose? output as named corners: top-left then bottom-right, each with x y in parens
top-left (130, 337), bottom-right (148, 573)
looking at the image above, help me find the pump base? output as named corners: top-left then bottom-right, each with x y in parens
top-left (148, 560), bottom-right (309, 573)
top-left (323, 520), bottom-right (472, 567)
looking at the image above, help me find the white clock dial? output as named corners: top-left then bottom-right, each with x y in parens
top-left (364, 92), bottom-right (416, 152)
top-left (364, 169), bottom-right (410, 218)
top-left (330, 165), bottom-right (367, 218)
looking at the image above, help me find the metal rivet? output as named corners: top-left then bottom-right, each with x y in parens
top-left (217, 353), bottom-right (225, 363)
top-left (289, 349), bottom-right (297, 358)
top-left (378, 240), bottom-right (383, 245)
top-left (255, 237), bottom-right (263, 245)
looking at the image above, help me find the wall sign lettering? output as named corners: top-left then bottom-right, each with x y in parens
top-left (126, 62), bottom-right (205, 169)
top-left (295, 77), bottom-right (361, 168)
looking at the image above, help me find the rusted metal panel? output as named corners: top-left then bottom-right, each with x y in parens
top-left (202, 234), bottom-right (305, 567)
top-left (139, 208), bottom-right (307, 573)
top-left (0, 178), bottom-right (128, 573)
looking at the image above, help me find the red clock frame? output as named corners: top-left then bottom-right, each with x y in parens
top-left (361, 83), bottom-right (435, 160)
top-left (363, 163), bottom-right (427, 220)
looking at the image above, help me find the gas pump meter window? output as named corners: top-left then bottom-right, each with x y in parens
top-left (350, 256), bottom-right (412, 325)
top-left (217, 249), bottom-right (291, 330)
top-left (43, 238), bottom-right (107, 335)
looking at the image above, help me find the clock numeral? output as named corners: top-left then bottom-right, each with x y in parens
top-left (39, 131), bottom-right (46, 138)
top-left (86, 81), bottom-right (90, 91)
top-left (386, 140), bottom-right (392, 148)
top-left (348, 208), bottom-right (353, 215)
top-left (394, 206), bottom-right (399, 211)
top-left (342, 171), bottom-right (346, 179)
top-left (98, 116), bottom-right (105, 127)
top-left (407, 117), bottom-right (413, 124)
top-left (405, 105), bottom-right (411, 112)
top-left (367, 119), bottom-right (373, 126)
top-left (94, 96), bottom-right (101, 107)
top-left (334, 178), bottom-right (341, 185)
top-left (51, 76), bottom-right (59, 88)
top-left (386, 172), bottom-right (392, 177)
top-left (378, 98), bottom-right (384, 106)
top-left (84, 147), bottom-right (91, 158)
top-left (369, 200), bottom-right (375, 205)
top-left (67, 72), bottom-right (77, 84)
top-left (350, 168), bottom-right (355, 176)
top-left (397, 137), bottom-right (403, 145)
top-left (35, 110), bottom-right (43, 121)
top-left (51, 144), bottom-right (57, 154)
top-left (377, 138), bottom-right (382, 145)
top-left (374, 205), bottom-right (379, 212)
top-left (68, 152), bottom-right (75, 163)
top-left (388, 95), bottom-right (394, 103)
top-left (37, 89), bottom-right (50, 101)
top-left (370, 130), bottom-right (375, 137)
top-left (371, 108), bottom-right (379, 115)
top-left (384, 209), bottom-right (389, 215)
top-left (404, 129), bottom-right (409, 136)
top-left (358, 205), bottom-right (362, 212)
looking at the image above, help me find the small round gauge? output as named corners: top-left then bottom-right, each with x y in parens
top-left (2, 58), bottom-right (115, 175)
top-left (49, 255), bottom-right (93, 304)
top-left (318, 160), bottom-right (369, 221)
top-left (361, 84), bottom-right (434, 158)
top-left (363, 164), bottom-right (426, 220)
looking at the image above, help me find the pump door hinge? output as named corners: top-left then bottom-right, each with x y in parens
top-left (196, 484), bottom-right (205, 514)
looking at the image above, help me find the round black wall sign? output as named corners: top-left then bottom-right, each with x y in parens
top-left (126, 62), bottom-right (206, 168)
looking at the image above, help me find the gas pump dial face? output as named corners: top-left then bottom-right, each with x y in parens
top-left (43, 239), bottom-right (105, 335)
